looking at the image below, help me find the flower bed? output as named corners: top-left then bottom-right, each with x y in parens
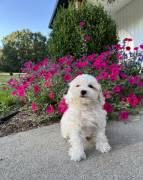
top-left (7, 41), bottom-right (143, 122)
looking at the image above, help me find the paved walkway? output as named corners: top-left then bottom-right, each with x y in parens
top-left (0, 113), bottom-right (143, 180)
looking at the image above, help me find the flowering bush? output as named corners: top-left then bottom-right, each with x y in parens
top-left (8, 40), bottom-right (143, 122)
top-left (48, 2), bottom-right (118, 59)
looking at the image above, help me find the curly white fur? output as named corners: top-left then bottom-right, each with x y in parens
top-left (60, 74), bottom-right (111, 161)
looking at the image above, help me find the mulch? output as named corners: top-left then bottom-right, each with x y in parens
top-left (0, 111), bottom-right (59, 137)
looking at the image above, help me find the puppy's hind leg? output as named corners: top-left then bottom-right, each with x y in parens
top-left (95, 127), bottom-right (111, 153)
top-left (68, 130), bottom-right (86, 161)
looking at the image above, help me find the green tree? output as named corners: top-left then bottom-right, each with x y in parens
top-left (2, 29), bottom-right (48, 72)
top-left (48, 2), bottom-right (118, 59)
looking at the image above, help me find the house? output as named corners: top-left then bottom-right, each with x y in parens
top-left (49, 0), bottom-right (143, 47)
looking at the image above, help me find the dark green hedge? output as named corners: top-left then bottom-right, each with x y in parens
top-left (48, 2), bottom-right (118, 59)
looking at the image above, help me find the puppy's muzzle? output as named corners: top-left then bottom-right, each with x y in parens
top-left (81, 90), bottom-right (87, 97)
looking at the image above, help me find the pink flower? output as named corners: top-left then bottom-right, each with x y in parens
top-left (137, 81), bottom-right (143, 87)
top-left (44, 73), bottom-right (52, 80)
top-left (140, 44), bottom-right (143, 49)
top-left (18, 88), bottom-right (25, 97)
top-left (33, 84), bottom-right (40, 93)
top-left (119, 110), bottom-right (129, 120)
top-left (48, 91), bottom-right (54, 99)
top-left (63, 74), bottom-right (72, 81)
top-left (32, 102), bottom-right (38, 111)
top-left (11, 90), bottom-right (17, 96)
top-left (103, 102), bottom-right (113, 112)
top-left (99, 71), bottom-right (108, 79)
top-left (113, 85), bottom-right (121, 93)
top-left (134, 75), bottom-right (140, 81)
top-left (44, 80), bottom-right (51, 88)
top-left (128, 94), bottom-right (138, 106)
top-left (58, 98), bottom-right (68, 113)
top-left (32, 63), bottom-right (41, 71)
top-left (84, 34), bottom-right (91, 41)
top-left (129, 76), bottom-right (135, 85)
top-left (117, 54), bottom-right (123, 60)
top-left (103, 90), bottom-right (111, 99)
top-left (109, 73), bottom-right (118, 81)
top-left (46, 105), bottom-right (54, 113)
top-left (58, 56), bottom-right (68, 64)
top-left (93, 59), bottom-right (106, 70)
top-left (115, 44), bottom-right (122, 50)
top-left (75, 61), bottom-right (88, 68)
top-left (123, 38), bottom-right (129, 42)
top-left (42, 58), bottom-right (48, 66)
top-left (134, 47), bottom-right (139, 51)
top-left (120, 72), bottom-right (127, 79)
top-left (87, 54), bottom-right (97, 61)
top-left (123, 38), bottom-right (132, 42)
top-left (79, 21), bottom-right (86, 27)
top-left (64, 67), bottom-right (71, 72)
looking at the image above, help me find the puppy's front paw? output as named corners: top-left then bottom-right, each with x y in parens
top-left (96, 142), bottom-right (111, 153)
top-left (69, 148), bottom-right (86, 161)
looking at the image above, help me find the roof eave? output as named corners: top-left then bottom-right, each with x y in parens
top-left (49, 0), bottom-right (69, 29)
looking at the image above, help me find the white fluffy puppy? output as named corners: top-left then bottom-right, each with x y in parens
top-left (60, 74), bottom-right (111, 161)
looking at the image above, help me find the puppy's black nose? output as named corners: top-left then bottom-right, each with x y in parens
top-left (81, 90), bottom-right (87, 96)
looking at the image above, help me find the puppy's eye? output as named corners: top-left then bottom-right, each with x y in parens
top-left (88, 84), bottom-right (94, 89)
top-left (76, 84), bottom-right (80, 87)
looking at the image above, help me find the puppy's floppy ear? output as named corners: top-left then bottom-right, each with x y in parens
top-left (98, 84), bottom-right (105, 106)
top-left (64, 90), bottom-right (71, 105)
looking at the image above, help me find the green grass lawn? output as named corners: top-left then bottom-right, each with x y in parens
top-left (0, 73), bottom-right (25, 117)
top-left (0, 72), bottom-right (23, 84)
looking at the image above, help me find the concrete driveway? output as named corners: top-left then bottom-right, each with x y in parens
top-left (0, 113), bottom-right (143, 180)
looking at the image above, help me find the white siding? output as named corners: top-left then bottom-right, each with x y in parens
top-left (114, 0), bottom-right (143, 47)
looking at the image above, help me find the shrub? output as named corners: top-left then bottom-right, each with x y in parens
top-left (48, 2), bottom-right (118, 59)
top-left (8, 40), bottom-right (143, 122)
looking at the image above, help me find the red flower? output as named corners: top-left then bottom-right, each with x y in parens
top-left (113, 85), bottom-right (121, 93)
top-left (33, 84), bottom-right (40, 93)
top-left (99, 71), bottom-right (108, 79)
top-left (32, 102), bottom-right (38, 111)
top-left (79, 21), bottom-right (86, 27)
top-left (103, 102), bottom-right (113, 112)
top-left (63, 74), bottom-right (72, 81)
top-left (134, 47), bottom-right (139, 51)
top-left (83, 34), bottom-right (91, 41)
top-left (103, 90), bottom-right (111, 99)
top-left (123, 38), bottom-right (129, 42)
top-left (48, 91), bottom-right (54, 99)
top-left (140, 44), bottom-right (143, 49)
top-left (11, 90), bottom-right (17, 96)
top-left (46, 105), bottom-right (54, 114)
top-left (44, 73), bottom-right (52, 80)
top-left (119, 110), bottom-right (128, 120)
top-left (32, 63), bottom-right (41, 71)
top-left (42, 58), bottom-right (48, 67)
top-left (18, 88), bottom-right (25, 97)
top-left (120, 72), bottom-right (127, 79)
top-left (109, 73), bottom-right (118, 81)
top-left (128, 94), bottom-right (138, 106)
top-left (129, 76), bottom-right (135, 85)
top-left (44, 80), bottom-right (51, 88)
top-left (64, 67), bottom-right (71, 72)
top-left (58, 98), bottom-right (68, 113)
top-left (126, 46), bottom-right (131, 51)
